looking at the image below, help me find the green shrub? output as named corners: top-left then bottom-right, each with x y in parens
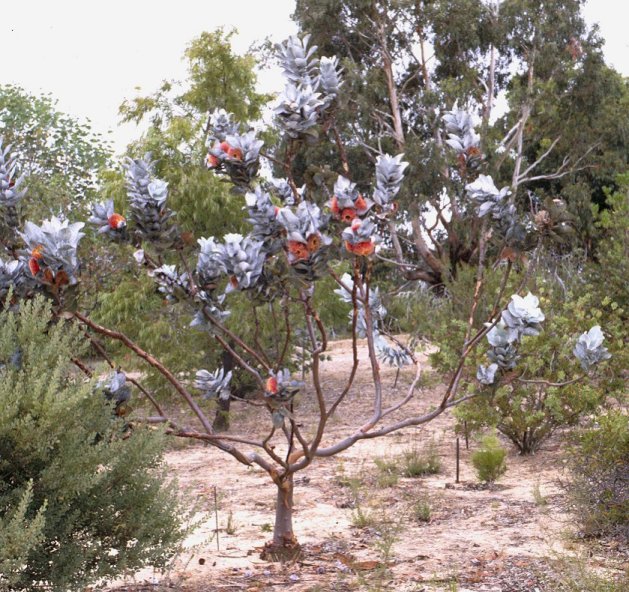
top-left (471, 435), bottom-right (507, 484)
top-left (589, 174), bottom-right (629, 315)
top-left (565, 411), bottom-right (629, 541)
top-left (402, 440), bottom-right (441, 477)
top-left (0, 298), bottom-right (187, 590)
top-left (412, 498), bottom-right (432, 523)
top-left (374, 457), bottom-right (399, 488)
top-left (430, 270), bottom-right (626, 454)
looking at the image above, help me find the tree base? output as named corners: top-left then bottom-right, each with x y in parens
top-left (260, 535), bottom-right (302, 562)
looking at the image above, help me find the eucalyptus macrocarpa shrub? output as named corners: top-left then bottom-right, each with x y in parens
top-left (0, 35), bottom-right (611, 559)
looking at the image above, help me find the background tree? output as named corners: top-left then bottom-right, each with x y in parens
top-left (290, 0), bottom-right (629, 286)
top-left (0, 84), bottom-right (112, 219)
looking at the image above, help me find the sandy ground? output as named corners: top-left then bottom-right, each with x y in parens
top-left (108, 338), bottom-right (627, 591)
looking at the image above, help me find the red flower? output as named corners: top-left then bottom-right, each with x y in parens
top-left (107, 213), bottom-right (126, 230)
top-left (345, 240), bottom-right (375, 256)
top-left (43, 268), bottom-right (55, 284)
top-left (227, 146), bottom-right (243, 160)
top-left (329, 196), bottom-right (340, 216)
top-left (266, 376), bottom-right (278, 395)
top-left (354, 195), bottom-right (368, 214)
top-left (28, 245), bottom-right (44, 275)
top-left (340, 208), bottom-right (357, 223)
top-left (28, 257), bottom-right (40, 276)
top-left (54, 269), bottom-right (69, 287)
top-left (287, 240), bottom-right (310, 261)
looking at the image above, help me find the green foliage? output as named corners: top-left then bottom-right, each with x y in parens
top-left (589, 174), bottom-right (629, 313)
top-left (291, 0), bottom-right (629, 283)
top-left (88, 29), bottom-right (279, 414)
top-left (412, 497), bottom-right (432, 523)
top-left (401, 440), bottom-right (442, 478)
top-left (0, 482), bottom-right (46, 587)
top-left (553, 555), bottom-right (629, 592)
top-left (0, 84), bottom-right (112, 218)
top-left (405, 259), bottom-right (626, 454)
top-left (565, 411), bottom-right (629, 541)
top-left (475, 288), bottom-right (624, 453)
top-left (373, 457), bottom-right (400, 488)
top-left (0, 298), bottom-right (186, 590)
top-left (91, 271), bottom-right (218, 399)
top-left (471, 435), bottom-right (507, 484)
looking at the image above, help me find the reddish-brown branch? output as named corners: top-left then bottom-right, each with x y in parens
top-left (72, 357), bottom-right (93, 377)
top-left (327, 261), bottom-right (360, 419)
top-left (82, 331), bottom-right (167, 417)
top-left (73, 311), bottom-right (213, 435)
top-left (212, 332), bottom-right (263, 387)
top-left (276, 298), bottom-right (292, 370)
top-left (201, 307), bottom-right (271, 373)
top-left (357, 261), bottom-right (384, 433)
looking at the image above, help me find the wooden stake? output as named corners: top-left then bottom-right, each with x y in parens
top-left (456, 437), bottom-right (460, 484)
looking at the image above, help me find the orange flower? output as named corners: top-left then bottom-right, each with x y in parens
top-left (229, 275), bottom-right (239, 289)
top-left (306, 233), bottom-right (321, 253)
top-left (287, 240), bottom-right (310, 261)
top-left (354, 195), bottom-right (367, 213)
top-left (31, 245), bottom-right (44, 260)
top-left (28, 245), bottom-right (44, 275)
top-left (227, 146), bottom-right (243, 160)
top-left (28, 257), bottom-right (40, 275)
top-left (345, 240), bottom-right (374, 256)
top-left (340, 208), bottom-right (357, 223)
top-left (206, 153), bottom-right (220, 168)
top-left (329, 196), bottom-right (340, 216)
top-left (266, 376), bottom-right (278, 395)
top-left (108, 213), bottom-right (126, 230)
top-left (219, 141), bottom-right (231, 153)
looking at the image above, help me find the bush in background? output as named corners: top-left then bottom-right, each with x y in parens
top-left (565, 411), bottom-right (628, 542)
top-left (472, 435), bottom-right (507, 484)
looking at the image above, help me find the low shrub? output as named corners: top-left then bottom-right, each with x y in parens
top-left (471, 435), bottom-right (507, 484)
top-left (565, 411), bottom-right (629, 541)
top-left (374, 457), bottom-right (400, 488)
top-left (402, 440), bottom-right (442, 477)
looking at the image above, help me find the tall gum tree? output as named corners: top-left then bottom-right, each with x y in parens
top-left (291, 0), bottom-right (629, 286)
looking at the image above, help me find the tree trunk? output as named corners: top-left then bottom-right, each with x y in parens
top-left (212, 397), bottom-right (230, 432)
top-left (261, 474), bottom-right (301, 561)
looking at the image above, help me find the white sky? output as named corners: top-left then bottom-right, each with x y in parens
top-left (1, 0), bottom-right (626, 156)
